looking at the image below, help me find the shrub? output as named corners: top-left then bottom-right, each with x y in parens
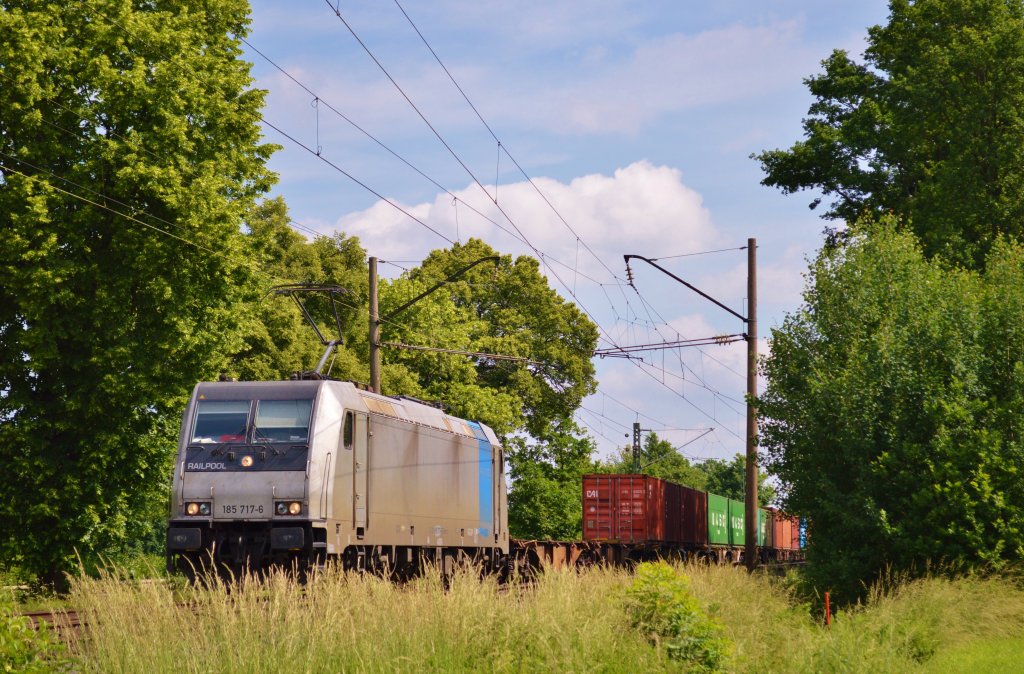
top-left (626, 561), bottom-right (730, 671)
top-left (0, 611), bottom-right (67, 673)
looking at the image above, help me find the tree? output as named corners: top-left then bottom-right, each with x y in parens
top-left (759, 218), bottom-right (1024, 601)
top-left (599, 433), bottom-right (708, 489)
top-left (0, 1), bottom-right (275, 585)
top-left (696, 454), bottom-right (777, 507)
top-left (599, 436), bottom-right (777, 506)
top-left (507, 423), bottom-right (596, 540)
top-left (379, 238), bottom-right (599, 437)
top-left (231, 197), bottom-right (370, 383)
top-left (755, 0), bottom-right (1024, 269)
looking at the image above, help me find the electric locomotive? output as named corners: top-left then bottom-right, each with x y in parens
top-left (166, 379), bottom-right (508, 577)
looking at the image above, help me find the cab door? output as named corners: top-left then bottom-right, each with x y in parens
top-left (353, 412), bottom-right (369, 535)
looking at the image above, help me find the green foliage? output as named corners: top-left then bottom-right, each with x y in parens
top-left (598, 435), bottom-right (776, 506)
top-left (698, 454), bottom-right (777, 506)
top-left (600, 433), bottom-right (709, 487)
top-left (0, 1), bottom-right (275, 586)
top-left (231, 197), bottom-right (370, 382)
top-left (625, 562), bottom-right (729, 671)
top-left (507, 423), bottom-right (596, 540)
top-left (755, 0), bottom-right (1024, 269)
top-left (384, 238), bottom-right (598, 437)
top-left (759, 219), bottom-right (1024, 601)
top-left (0, 589), bottom-right (68, 673)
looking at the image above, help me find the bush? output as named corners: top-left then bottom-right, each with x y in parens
top-left (0, 611), bottom-right (66, 673)
top-left (626, 562), bottom-right (730, 671)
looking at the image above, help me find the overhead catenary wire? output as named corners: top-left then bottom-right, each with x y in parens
top-left (245, 22), bottom-right (726, 411)
top-left (62, 5), bottom-right (746, 453)
top-left (652, 246), bottom-right (748, 261)
top-left (259, 118), bottom-right (456, 246)
top-left (319, 2), bottom-right (634, 355)
top-left (389, 0), bottom-right (699, 366)
top-left (381, 341), bottom-right (548, 367)
top-left (392, 0), bottom-right (628, 284)
top-left (241, 36), bottom-right (609, 288)
top-left (0, 69), bottom-right (323, 244)
top-left (0, 158), bottom-right (219, 256)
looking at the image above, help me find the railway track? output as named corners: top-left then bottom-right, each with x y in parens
top-left (19, 608), bottom-right (84, 636)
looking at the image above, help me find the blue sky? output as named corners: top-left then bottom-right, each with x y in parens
top-left (245, 0), bottom-right (891, 462)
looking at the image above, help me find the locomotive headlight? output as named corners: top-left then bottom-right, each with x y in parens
top-left (198, 502), bottom-right (211, 516)
top-left (186, 502), bottom-right (200, 516)
top-left (274, 501), bottom-right (302, 516)
top-left (240, 455), bottom-right (254, 468)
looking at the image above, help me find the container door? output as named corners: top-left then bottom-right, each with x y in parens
top-left (617, 476), bottom-right (647, 543)
top-left (353, 412), bottom-right (369, 532)
top-left (582, 475), bottom-right (614, 541)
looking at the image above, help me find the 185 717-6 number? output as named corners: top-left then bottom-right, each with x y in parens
top-left (221, 504), bottom-right (264, 515)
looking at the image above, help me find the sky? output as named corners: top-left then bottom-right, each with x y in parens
top-left (245, 0), bottom-right (892, 463)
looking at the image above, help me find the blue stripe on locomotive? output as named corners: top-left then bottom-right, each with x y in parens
top-left (466, 421), bottom-right (492, 538)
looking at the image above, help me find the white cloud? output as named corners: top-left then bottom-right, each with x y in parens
top-left (332, 160), bottom-right (721, 277)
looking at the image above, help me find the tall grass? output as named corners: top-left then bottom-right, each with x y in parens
top-left (66, 562), bottom-right (1024, 673)
top-left (69, 564), bottom-right (679, 673)
top-left (687, 564), bottom-right (1024, 673)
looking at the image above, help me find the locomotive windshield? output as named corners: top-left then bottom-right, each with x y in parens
top-left (253, 399), bottom-right (313, 443)
top-left (191, 400), bottom-right (249, 443)
top-left (189, 398), bottom-right (313, 444)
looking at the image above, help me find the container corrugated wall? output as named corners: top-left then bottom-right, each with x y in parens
top-left (681, 485), bottom-right (708, 545)
top-left (707, 492), bottom-right (729, 545)
top-left (728, 498), bottom-right (745, 546)
top-left (582, 474), bottom-right (682, 544)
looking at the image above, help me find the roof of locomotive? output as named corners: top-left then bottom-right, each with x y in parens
top-left (191, 379), bottom-right (499, 445)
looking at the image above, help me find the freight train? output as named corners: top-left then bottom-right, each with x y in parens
top-left (165, 378), bottom-right (803, 578)
top-left (579, 474), bottom-right (805, 565)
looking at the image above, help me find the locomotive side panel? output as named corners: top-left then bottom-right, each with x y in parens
top-left (362, 413), bottom-right (501, 549)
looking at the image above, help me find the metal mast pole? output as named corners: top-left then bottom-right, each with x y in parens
top-left (745, 238), bottom-right (758, 571)
top-left (369, 256), bottom-right (381, 393)
top-left (632, 422), bottom-right (641, 473)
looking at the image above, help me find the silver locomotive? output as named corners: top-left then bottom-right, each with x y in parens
top-left (166, 379), bottom-right (508, 577)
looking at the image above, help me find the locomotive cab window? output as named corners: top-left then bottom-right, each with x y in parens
top-left (191, 400), bottom-right (250, 443)
top-left (253, 399), bottom-right (313, 443)
top-left (343, 411), bottom-right (353, 450)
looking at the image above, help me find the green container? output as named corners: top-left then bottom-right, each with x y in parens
top-left (758, 508), bottom-right (768, 546)
top-left (728, 498), bottom-right (745, 546)
top-left (707, 492), bottom-right (729, 545)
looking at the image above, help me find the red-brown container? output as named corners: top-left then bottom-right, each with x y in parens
top-left (582, 474), bottom-right (682, 544)
top-left (681, 485), bottom-right (708, 546)
top-left (789, 516), bottom-right (801, 550)
top-left (770, 509), bottom-right (787, 550)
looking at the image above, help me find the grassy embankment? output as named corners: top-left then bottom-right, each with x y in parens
top-left (7, 561), bottom-right (1024, 673)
